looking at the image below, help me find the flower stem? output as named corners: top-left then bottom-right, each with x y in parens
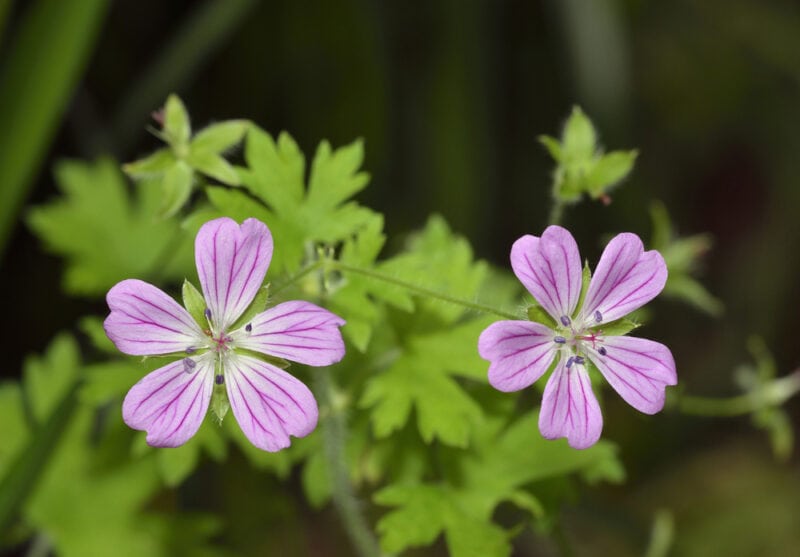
top-left (548, 199), bottom-right (565, 226)
top-left (674, 370), bottom-right (800, 417)
top-left (270, 260), bottom-right (324, 298)
top-left (331, 261), bottom-right (519, 320)
top-left (314, 370), bottom-right (384, 557)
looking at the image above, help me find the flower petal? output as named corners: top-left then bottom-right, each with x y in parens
top-left (511, 226), bottom-right (582, 322)
top-left (582, 233), bottom-right (667, 323)
top-left (105, 279), bottom-right (204, 355)
top-left (478, 320), bottom-right (557, 392)
top-left (225, 354), bottom-right (318, 452)
top-left (538, 358), bottom-right (603, 449)
top-left (234, 301), bottom-right (346, 366)
top-left (195, 217), bottom-right (274, 331)
top-left (122, 356), bottom-right (215, 447)
top-left (588, 336), bottom-right (677, 414)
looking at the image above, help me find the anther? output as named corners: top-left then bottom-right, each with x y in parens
top-left (215, 374), bottom-right (224, 385)
top-left (204, 308), bottom-right (212, 320)
top-left (560, 315), bottom-right (571, 327)
top-left (566, 356), bottom-right (575, 368)
top-left (594, 310), bottom-right (602, 323)
top-left (598, 346), bottom-right (607, 356)
top-left (245, 323), bottom-right (252, 333)
top-left (185, 346), bottom-right (196, 354)
top-left (554, 336), bottom-right (566, 344)
top-left (183, 358), bottom-right (197, 374)
top-left (574, 356), bottom-right (585, 365)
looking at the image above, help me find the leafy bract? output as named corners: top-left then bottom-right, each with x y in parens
top-left (27, 159), bottom-right (194, 297)
top-left (539, 106), bottom-right (637, 203)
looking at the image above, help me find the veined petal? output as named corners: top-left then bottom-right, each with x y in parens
top-left (582, 233), bottom-right (667, 323)
top-left (122, 355), bottom-right (215, 447)
top-left (195, 217), bottom-right (273, 331)
top-left (225, 354), bottom-right (318, 452)
top-left (589, 336), bottom-right (677, 414)
top-left (234, 301), bottom-right (346, 366)
top-left (478, 320), bottom-right (557, 392)
top-left (538, 358), bottom-right (602, 449)
top-left (105, 279), bottom-right (204, 355)
top-left (511, 226), bottom-right (582, 322)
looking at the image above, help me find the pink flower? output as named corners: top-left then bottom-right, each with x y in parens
top-left (478, 226), bottom-right (676, 449)
top-left (104, 217), bottom-right (345, 451)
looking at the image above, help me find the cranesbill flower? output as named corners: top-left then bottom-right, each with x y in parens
top-left (104, 217), bottom-right (345, 451)
top-left (478, 226), bottom-right (676, 449)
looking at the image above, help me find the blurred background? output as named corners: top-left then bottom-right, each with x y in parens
top-left (2, 0), bottom-right (800, 555)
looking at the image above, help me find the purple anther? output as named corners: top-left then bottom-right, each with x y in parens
top-left (560, 315), bottom-right (571, 327)
top-left (598, 346), bottom-right (607, 356)
top-left (204, 308), bottom-right (212, 320)
top-left (594, 310), bottom-right (602, 323)
top-left (566, 356), bottom-right (575, 368)
top-left (574, 356), bottom-right (585, 365)
top-left (183, 358), bottom-right (196, 373)
top-left (185, 346), bottom-right (196, 354)
top-left (245, 323), bottom-right (252, 333)
top-left (215, 374), bottom-right (224, 385)
top-left (554, 336), bottom-right (566, 344)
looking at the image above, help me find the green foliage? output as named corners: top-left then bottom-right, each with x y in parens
top-left (27, 158), bottom-right (194, 297)
top-left (124, 94), bottom-right (250, 217)
top-left (539, 106), bottom-right (637, 203)
top-left (650, 201), bottom-right (723, 316)
top-left (209, 128), bottom-right (375, 275)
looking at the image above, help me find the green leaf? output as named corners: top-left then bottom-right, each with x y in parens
top-left (163, 94), bottom-right (191, 146)
top-left (157, 442), bottom-right (200, 487)
top-left (527, 303), bottom-right (556, 328)
top-left (27, 158), bottom-right (194, 297)
top-left (190, 119), bottom-right (250, 154)
top-left (586, 150), bottom-right (638, 197)
top-left (159, 161), bottom-right (194, 217)
top-left (230, 285), bottom-right (270, 331)
top-left (122, 148), bottom-right (176, 177)
top-left (575, 261), bottom-right (592, 314)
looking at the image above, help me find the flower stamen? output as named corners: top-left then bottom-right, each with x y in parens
top-left (183, 358), bottom-right (197, 374)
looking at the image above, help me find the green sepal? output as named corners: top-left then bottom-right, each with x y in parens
top-left (562, 106), bottom-right (596, 161)
top-left (586, 150), bottom-right (638, 198)
top-left (210, 381), bottom-right (229, 424)
top-left (182, 279), bottom-right (208, 330)
top-left (230, 285), bottom-right (270, 331)
top-left (122, 148), bottom-right (175, 177)
top-left (191, 120), bottom-right (250, 154)
top-left (526, 304), bottom-right (556, 328)
top-left (159, 161), bottom-right (193, 217)
top-left (538, 134), bottom-right (562, 162)
top-left (164, 94), bottom-right (191, 147)
top-left (186, 150), bottom-right (240, 185)
top-left (576, 261), bottom-right (592, 312)
top-left (598, 317), bottom-right (640, 337)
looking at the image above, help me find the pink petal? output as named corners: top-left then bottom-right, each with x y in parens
top-left (588, 336), bottom-right (677, 414)
top-left (510, 226), bottom-right (582, 322)
top-left (538, 358), bottom-right (603, 449)
top-left (195, 217), bottom-right (274, 331)
top-left (478, 320), bottom-right (558, 392)
top-left (234, 301), bottom-right (346, 366)
top-left (581, 233), bottom-right (667, 323)
top-left (225, 354), bottom-right (318, 452)
top-left (105, 279), bottom-right (204, 355)
top-left (122, 356), bottom-right (215, 447)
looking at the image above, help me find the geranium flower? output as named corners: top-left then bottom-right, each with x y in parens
top-left (104, 217), bottom-right (345, 451)
top-left (478, 226), bottom-right (676, 449)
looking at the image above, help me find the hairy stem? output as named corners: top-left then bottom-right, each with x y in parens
top-left (675, 370), bottom-right (800, 417)
top-left (548, 199), bottom-right (565, 226)
top-left (270, 260), bottom-right (324, 298)
top-left (331, 261), bottom-right (519, 320)
top-left (314, 371), bottom-right (384, 557)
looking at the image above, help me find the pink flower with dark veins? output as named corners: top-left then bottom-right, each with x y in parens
top-left (478, 226), bottom-right (676, 449)
top-left (104, 217), bottom-right (345, 451)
